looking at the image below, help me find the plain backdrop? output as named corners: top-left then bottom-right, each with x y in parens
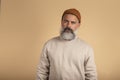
top-left (0, 0), bottom-right (120, 80)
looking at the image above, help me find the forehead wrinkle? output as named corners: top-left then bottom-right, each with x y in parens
top-left (62, 14), bottom-right (79, 22)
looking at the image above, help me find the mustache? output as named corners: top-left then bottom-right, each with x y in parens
top-left (62, 27), bottom-right (74, 33)
top-left (60, 27), bottom-right (75, 41)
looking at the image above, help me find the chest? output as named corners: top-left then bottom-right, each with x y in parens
top-left (47, 42), bottom-right (86, 66)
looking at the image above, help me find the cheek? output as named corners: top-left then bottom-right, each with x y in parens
top-left (61, 22), bottom-right (67, 27)
top-left (71, 25), bottom-right (78, 31)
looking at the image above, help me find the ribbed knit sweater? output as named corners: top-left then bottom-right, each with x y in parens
top-left (37, 36), bottom-right (97, 80)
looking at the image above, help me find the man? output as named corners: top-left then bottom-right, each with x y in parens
top-left (37, 8), bottom-right (97, 80)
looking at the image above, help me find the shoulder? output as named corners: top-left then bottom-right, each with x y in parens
top-left (76, 37), bottom-right (93, 50)
top-left (46, 36), bottom-right (60, 44)
top-left (43, 36), bottom-right (60, 48)
top-left (77, 38), bottom-right (94, 58)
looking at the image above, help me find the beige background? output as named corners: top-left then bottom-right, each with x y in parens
top-left (0, 0), bottom-right (120, 80)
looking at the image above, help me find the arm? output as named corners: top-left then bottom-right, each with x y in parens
top-left (36, 45), bottom-right (50, 80)
top-left (84, 47), bottom-right (97, 80)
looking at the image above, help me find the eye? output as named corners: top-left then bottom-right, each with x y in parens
top-left (71, 21), bottom-right (76, 24)
top-left (63, 20), bottom-right (68, 23)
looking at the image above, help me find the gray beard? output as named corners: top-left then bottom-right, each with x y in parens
top-left (60, 27), bottom-right (76, 41)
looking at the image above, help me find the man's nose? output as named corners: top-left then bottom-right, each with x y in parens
top-left (67, 22), bottom-right (71, 28)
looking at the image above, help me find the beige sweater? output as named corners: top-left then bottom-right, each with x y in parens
top-left (37, 36), bottom-right (97, 80)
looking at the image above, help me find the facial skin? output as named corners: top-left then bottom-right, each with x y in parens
top-left (61, 14), bottom-right (80, 31)
top-left (60, 14), bottom-right (80, 41)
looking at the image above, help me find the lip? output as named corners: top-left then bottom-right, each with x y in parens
top-left (63, 27), bottom-right (73, 33)
top-left (65, 30), bottom-right (71, 32)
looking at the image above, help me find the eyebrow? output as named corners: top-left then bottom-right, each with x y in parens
top-left (63, 19), bottom-right (77, 23)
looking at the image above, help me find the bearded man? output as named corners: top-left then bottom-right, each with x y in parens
top-left (37, 8), bottom-right (97, 80)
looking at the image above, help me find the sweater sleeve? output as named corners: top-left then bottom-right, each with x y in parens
top-left (36, 44), bottom-right (50, 80)
top-left (84, 47), bottom-right (97, 80)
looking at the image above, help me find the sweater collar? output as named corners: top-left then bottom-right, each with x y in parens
top-left (59, 35), bottom-right (78, 42)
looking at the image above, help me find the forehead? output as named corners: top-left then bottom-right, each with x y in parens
top-left (62, 14), bottom-right (78, 21)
